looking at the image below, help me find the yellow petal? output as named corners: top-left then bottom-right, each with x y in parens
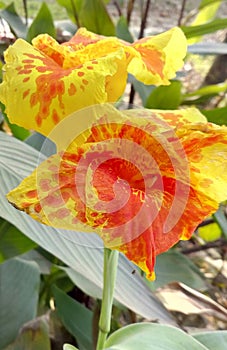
top-left (181, 123), bottom-right (227, 204)
top-left (0, 39), bottom-right (126, 137)
top-left (127, 27), bottom-right (187, 85)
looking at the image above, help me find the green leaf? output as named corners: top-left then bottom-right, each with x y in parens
top-left (53, 285), bottom-right (93, 350)
top-left (145, 81), bottom-right (182, 109)
top-left (186, 0), bottom-right (222, 44)
top-left (63, 345), bottom-right (79, 350)
top-left (0, 131), bottom-right (175, 325)
top-left (25, 132), bottom-right (56, 157)
top-left (105, 323), bottom-right (208, 350)
top-left (193, 331), bottom-right (227, 350)
top-left (199, 0), bottom-right (226, 10)
top-left (20, 249), bottom-right (52, 275)
top-left (4, 115), bottom-right (30, 140)
top-left (0, 258), bottom-right (40, 349)
top-left (60, 266), bottom-right (102, 299)
top-left (26, 2), bottom-right (56, 42)
top-left (201, 107), bottom-right (227, 126)
top-left (182, 82), bottom-right (227, 105)
top-left (56, 0), bottom-right (83, 22)
top-left (0, 2), bottom-right (27, 39)
top-left (148, 250), bottom-right (207, 291)
top-left (181, 18), bottom-right (227, 39)
top-left (213, 205), bottom-right (227, 239)
top-left (131, 78), bottom-right (154, 106)
top-left (1, 102), bottom-right (30, 140)
top-left (116, 16), bottom-right (133, 42)
top-left (0, 218), bottom-right (37, 262)
top-left (188, 43), bottom-right (227, 55)
top-left (198, 222), bottom-right (222, 241)
top-left (192, 0), bottom-right (221, 25)
top-left (80, 0), bottom-right (115, 35)
top-left (5, 317), bottom-right (51, 350)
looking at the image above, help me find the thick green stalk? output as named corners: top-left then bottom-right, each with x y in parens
top-left (96, 248), bottom-right (119, 350)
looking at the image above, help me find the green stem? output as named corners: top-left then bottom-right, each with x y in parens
top-left (96, 248), bottom-right (119, 350)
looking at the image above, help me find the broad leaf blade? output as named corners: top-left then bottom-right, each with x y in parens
top-left (0, 258), bottom-right (40, 349)
top-left (53, 286), bottom-right (93, 350)
top-left (1, 102), bottom-right (30, 141)
top-left (193, 331), bottom-right (227, 350)
top-left (4, 317), bottom-right (51, 350)
top-left (26, 2), bottom-right (56, 42)
top-left (148, 250), bottom-right (207, 291)
top-left (0, 3), bottom-right (27, 39)
top-left (79, 0), bottom-right (115, 35)
top-left (116, 16), bottom-right (133, 42)
top-left (181, 18), bottom-right (227, 39)
top-left (0, 218), bottom-right (37, 262)
top-left (105, 323), bottom-right (208, 350)
top-left (56, 0), bottom-right (83, 23)
top-left (145, 81), bottom-right (182, 109)
top-left (201, 107), bottom-right (227, 126)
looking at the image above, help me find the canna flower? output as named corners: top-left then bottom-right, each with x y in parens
top-left (0, 27), bottom-right (187, 137)
top-left (6, 104), bottom-right (227, 280)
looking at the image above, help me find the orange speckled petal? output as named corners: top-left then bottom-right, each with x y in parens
top-left (63, 27), bottom-right (102, 50)
top-left (116, 227), bottom-right (156, 281)
top-left (33, 33), bottom-right (124, 70)
top-left (128, 27), bottom-right (187, 85)
top-left (0, 39), bottom-right (126, 137)
top-left (180, 123), bottom-right (227, 204)
top-left (6, 105), bottom-right (227, 280)
top-left (6, 145), bottom-right (158, 280)
top-left (141, 107), bottom-right (207, 128)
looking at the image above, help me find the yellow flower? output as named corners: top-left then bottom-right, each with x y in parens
top-left (0, 27), bottom-right (186, 137)
top-left (6, 104), bottom-right (227, 280)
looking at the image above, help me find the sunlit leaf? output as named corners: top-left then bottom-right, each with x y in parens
top-left (63, 344), bottom-right (79, 350)
top-left (213, 205), bottom-right (227, 239)
top-left (198, 222), bottom-right (222, 241)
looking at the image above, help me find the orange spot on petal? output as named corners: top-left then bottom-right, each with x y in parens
top-left (23, 89), bottom-right (30, 99)
top-left (34, 203), bottom-right (42, 213)
top-left (26, 190), bottom-right (38, 199)
top-left (23, 77), bottom-right (30, 83)
top-left (52, 109), bottom-right (60, 124)
top-left (68, 83), bottom-right (77, 96)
